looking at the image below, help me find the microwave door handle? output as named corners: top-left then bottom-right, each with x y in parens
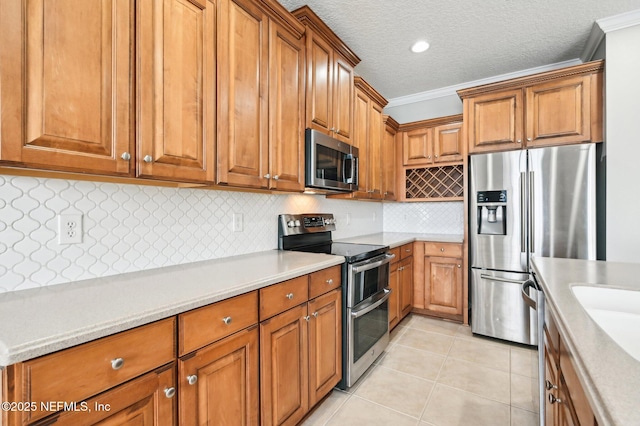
top-left (350, 155), bottom-right (357, 185)
top-left (342, 154), bottom-right (348, 183)
top-left (351, 288), bottom-right (391, 318)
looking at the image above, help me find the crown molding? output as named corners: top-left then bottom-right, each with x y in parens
top-left (386, 58), bottom-right (583, 108)
top-left (597, 8), bottom-right (640, 33)
top-left (580, 23), bottom-right (605, 62)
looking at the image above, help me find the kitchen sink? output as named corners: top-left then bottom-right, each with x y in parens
top-left (571, 285), bottom-right (640, 362)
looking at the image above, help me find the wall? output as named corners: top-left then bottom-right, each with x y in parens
top-left (604, 24), bottom-right (640, 263)
top-left (0, 174), bottom-right (383, 293)
top-left (384, 96), bottom-right (463, 124)
top-left (383, 202), bottom-right (464, 234)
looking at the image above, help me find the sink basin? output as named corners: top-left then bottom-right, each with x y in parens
top-left (571, 286), bottom-right (640, 362)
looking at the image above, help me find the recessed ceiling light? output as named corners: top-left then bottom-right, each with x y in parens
top-left (411, 40), bottom-right (430, 53)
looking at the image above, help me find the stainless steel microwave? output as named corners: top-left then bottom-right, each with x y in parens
top-left (305, 129), bottom-right (358, 192)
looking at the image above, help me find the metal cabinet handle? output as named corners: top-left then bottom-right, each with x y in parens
top-left (312, 312), bottom-right (318, 318)
top-left (273, 175), bottom-right (279, 180)
top-left (330, 127), bottom-right (336, 132)
top-left (527, 137), bottom-right (532, 142)
top-left (435, 155), bottom-right (438, 158)
top-left (303, 315), bottom-right (310, 322)
top-left (326, 278), bottom-right (333, 284)
top-left (121, 152), bottom-right (131, 161)
top-left (111, 358), bottom-right (124, 370)
top-left (264, 173), bottom-right (271, 179)
top-left (427, 155), bottom-right (432, 159)
top-left (545, 380), bottom-right (557, 390)
top-left (457, 264), bottom-right (461, 268)
top-left (223, 316), bottom-right (232, 325)
top-left (517, 139), bottom-right (522, 144)
top-left (440, 248), bottom-right (445, 252)
top-left (164, 387), bottom-right (176, 398)
top-left (286, 293), bottom-right (294, 300)
top-left (143, 155), bottom-right (153, 163)
top-left (405, 249), bottom-right (411, 252)
top-left (187, 375), bottom-right (198, 385)
top-left (548, 394), bottom-right (561, 404)
top-left (398, 266), bottom-right (404, 271)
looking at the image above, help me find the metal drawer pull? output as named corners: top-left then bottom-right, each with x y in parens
top-left (111, 358), bottom-right (124, 370)
top-left (440, 248), bottom-right (445, 252)
top-left (457, 264), bottom-right (461, 268)
top-left (164, 387), bottom-right (176, 398)
top-left (286, 293), bottom-right (294, 300)
top-left (545, 380), bottom-right (557, 390)
top-left (303, 315), bottom-right (311, 322)
top-left (326, 278), bottom-right (333, 284)
top-left (121, 152), bottom-right (131, 161)
top-left (143, 155), bottom-right (153, 163)
top-left (312, 312), bottom-right (318, 318)
top-left (223, 316), bottom-right (232, 325)
top-left (187, 375), bottom-right (198, 385)
top-left (548, 394), bottom-right (561, 404)
top-left (405, 249), bottom-right (411, 252)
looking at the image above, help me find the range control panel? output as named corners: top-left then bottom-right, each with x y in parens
top-left (278, 213), bottom-right (336, 237)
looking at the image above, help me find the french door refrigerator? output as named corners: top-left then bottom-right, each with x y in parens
top-left (469, 144), bottom-right (596, 345)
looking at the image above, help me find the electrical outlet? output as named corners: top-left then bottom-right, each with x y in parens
top-left (346, 213), bottom-right (351, 225)
top-left (58, 214), bottom-right (82, 244)
top-left (232, 213), bottom-right (243, 232)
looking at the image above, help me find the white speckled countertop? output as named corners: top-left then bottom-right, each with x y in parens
top-left (531, 257), bottom-right (640, 426)
top-left (336, 232), bottom-right (464, 248)
top-left (0, 250), bottom-right (344, 367)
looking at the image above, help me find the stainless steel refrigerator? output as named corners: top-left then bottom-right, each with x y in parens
top-left (469, 144), bottom-right (596, 345)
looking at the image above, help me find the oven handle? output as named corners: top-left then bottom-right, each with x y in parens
top-left (350, 288), bottom-right (391, 319)
top-left (351, 253), bottom-right (395, 274)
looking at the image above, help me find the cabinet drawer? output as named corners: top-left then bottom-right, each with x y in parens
top-left (179, 291), bottom-right (258, 356)
top-left (389, 247), bottom-right (401, 263)
top-left (260, 275), bottom-right (309, 320)
top-left (400, 243), bottom-right (413, 259)
top-left (423, 242), bottom-right (462, 258)
top-left (21, 318), bottom-right (175, 423)
top-left (309, 266), bottom-right (342, 299)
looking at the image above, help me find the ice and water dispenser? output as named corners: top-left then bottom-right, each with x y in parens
top-left (476, 190), bottom-right (507, 235)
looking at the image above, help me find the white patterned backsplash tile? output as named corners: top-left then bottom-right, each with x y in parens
top-left (383, 202), bottom-right (464, 234)
top-left (0, 175), bottom-right (382, 293)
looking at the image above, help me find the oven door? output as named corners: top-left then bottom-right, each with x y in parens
top-left (305, 128), bottom-right (358, 192)
top-left (346, 288), bottom-right (390, 387)
top-left (347, 253), bottom-right (394, 308)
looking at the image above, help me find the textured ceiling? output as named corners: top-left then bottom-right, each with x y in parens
top-left (278, 0), bottom-right (640, 100)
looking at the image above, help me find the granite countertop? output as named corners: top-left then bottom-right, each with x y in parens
top-left (336, 232), bottom-right (464, 248)
top-left (531, 257), bottom-right (640, 426)
top-left (0, 250), bottom-right (344, 367)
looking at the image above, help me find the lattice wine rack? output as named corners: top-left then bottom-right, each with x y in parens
top-left (405, 165), bottom-right (464, 200)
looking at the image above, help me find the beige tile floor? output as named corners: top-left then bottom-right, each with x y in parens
top-left (302, 313), bottom-right (539, 426)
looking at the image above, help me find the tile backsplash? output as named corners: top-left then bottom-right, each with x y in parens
top-left (0, 175), bottom-right (383, 293)
top-left (383, 201), bottom-right (464, 234)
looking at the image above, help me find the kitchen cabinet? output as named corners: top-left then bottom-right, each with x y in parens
top-left (389, 244), bottom-right (414, 330)
top-left (217, 0), bottom-right (305, 191)
top-left (1, 318), bottom-right (176, 425)
top-left (544, 309), bottom-right (597, 426)
top-left (382, 115), bottom-right (399, 201)
top-left (292, 6), bottom-right (360, 144)
top-left (137, 0), bottom-right (216, 183)
top-left (413, 242), bottom-right (464, 322)
top-left (178, 291), bottom-right (259, 425)
top-left (259, 269), bottom-right (341, 426)
top-left (401, 116), bottom-right (463, 166)
top-left (0, 0), bottom-right (216, 183)
top-left (459, 60), bottom-right (604, 154)
top-left (0, 0), bottom-right (135, 176)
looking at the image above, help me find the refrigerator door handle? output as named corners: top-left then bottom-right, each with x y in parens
top-left (530, 171), bottom-right (535, 253)
top-left (520, 172), bottom-right (526, 253)
top-left (480, 274), bottom-right (529, 285)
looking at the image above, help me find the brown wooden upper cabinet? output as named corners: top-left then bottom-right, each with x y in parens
top-left (0, 0), bottom-right (135, 176)
top-left (217, 0), bottom-right (306, 191)
top-left (459, 60), bottom-right (604, 154)
top-left (292, 6), bottom-right (360, 144)
top-left (382, 115), bottom-right (399, 201)
top-left (400, 115), bottom-right (464, 166)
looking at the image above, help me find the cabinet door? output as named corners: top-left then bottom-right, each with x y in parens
top-left (424, 256), bottom-right (463, 316)
top-left (179, 327), bottom-right (259, 426)
top-left (332, 56), bottom-right (354, 143)
top-left (466, 89), bottom-right (523, 153)
top-left (305, 31), bottom-right (333, 135)
top-left (368, 102), bottom-right (384, 199)
top-left (217, 0), bottom-right (269, 188)
top-left (525, 75), bottom-right (591, 148)
top-left (0, 0), bottom-right (133, 175)
top-left (402, 127), bottom-right (433, 166)
top-left (382, 123), bottom-right (397, 200)
top-left (308, 289), bottom-right (342, 406)
top-left (260, 304), bottom-right (309, 426)
top-left (352, 88), bottom-right (370, 197)
top-left (268, 21), bottom-right (305, 192)
top-left (137, 0), bottom-right (216, 183)
top-left (388, 261), bottom-right (400, 329)
top-left (433, 122), bottom-right (463, 163)
top-left (399, 256), bottom-right (414, 319)
top-left (545, 345), bottom-right (559, 426)
top-left (37, 364), bottom-right (176, 425)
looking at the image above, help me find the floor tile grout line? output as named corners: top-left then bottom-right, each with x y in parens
top-left (317, 390), bottom-right (351, 426)
top-left (417, 332), bottom-right (453, 423)
top-left (349, 394), bottom-right (422, 422)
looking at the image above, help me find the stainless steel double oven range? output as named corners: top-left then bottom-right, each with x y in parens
top-left (278, 214), bottom-right (393, 389)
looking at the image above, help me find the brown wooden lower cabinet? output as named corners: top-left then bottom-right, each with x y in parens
top-left (544, 309), bottom-right (597, 426)
top-left (179, 327), bottom-right (259, 426)
top-left (399, 256), bottom-right (414, 319)
top-left (389, 244), bottom-right (413, 330)
top-left (260, 288), bottom-right (342, 426)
